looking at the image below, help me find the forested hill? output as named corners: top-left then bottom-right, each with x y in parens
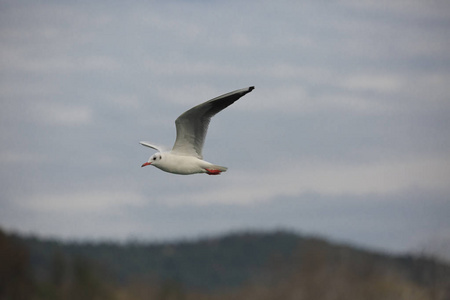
top-left (2, 229), bottom-right (450, 300)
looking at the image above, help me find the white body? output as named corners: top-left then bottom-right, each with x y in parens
top-left (148, 152), bottom-right (227, 175)
top-left (140, 86), bottom-right (254, 175)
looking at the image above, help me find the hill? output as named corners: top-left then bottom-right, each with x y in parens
top-left (2, 228), bottom-right (450, 300)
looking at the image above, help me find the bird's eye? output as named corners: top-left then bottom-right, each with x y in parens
top-left (153, 157), bottom-right (156, 160)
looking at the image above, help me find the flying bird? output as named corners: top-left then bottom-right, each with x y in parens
top-left (140, 86), bottom-right (255, 175)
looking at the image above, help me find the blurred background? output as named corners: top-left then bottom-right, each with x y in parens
top-left (1, 0), bottom-right (450, 299)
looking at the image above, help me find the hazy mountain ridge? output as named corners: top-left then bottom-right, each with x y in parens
top-left (15, 231), bottom-right (303, 289)
top-left (2, 228), bottom-right (450, 299)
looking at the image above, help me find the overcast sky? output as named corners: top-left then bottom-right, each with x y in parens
top-left (1, 0), bottom-right (450, 255)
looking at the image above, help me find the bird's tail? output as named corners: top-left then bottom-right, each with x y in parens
top-left (205, 164), bottom-right (228, 175)
top-left (211, 165), bottom-right (227, 172)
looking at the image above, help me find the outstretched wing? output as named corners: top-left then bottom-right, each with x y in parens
top-left (171, 86), bottom-right (254, 158)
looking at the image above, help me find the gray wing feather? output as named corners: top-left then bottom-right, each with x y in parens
top-left (139, 141), bottom-right (163, 152)
top-left (171, 86), bottom-right (254, 158)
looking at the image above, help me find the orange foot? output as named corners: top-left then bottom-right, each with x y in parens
top-left (205, 169), bottom-right (222, 175)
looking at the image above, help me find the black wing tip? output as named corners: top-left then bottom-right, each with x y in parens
top-left (249, 86), bottom-right (255, 91)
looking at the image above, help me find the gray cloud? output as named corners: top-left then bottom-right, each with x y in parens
top-left (1, 0), bottom-right (449, 254)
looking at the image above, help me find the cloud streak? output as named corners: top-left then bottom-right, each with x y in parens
top-left (157, 155), bottom-right (450, 206)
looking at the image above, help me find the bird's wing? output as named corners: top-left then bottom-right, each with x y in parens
top-left (171, 86), bottom-right (254, 158)
top-left (139, 141), bottom-right (163, 152)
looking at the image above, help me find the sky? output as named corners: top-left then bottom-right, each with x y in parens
top-left (1, 0), bottom-right (450, 256)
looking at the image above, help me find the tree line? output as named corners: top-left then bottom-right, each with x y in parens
top-left (1, 228), bottom-right (449, 300)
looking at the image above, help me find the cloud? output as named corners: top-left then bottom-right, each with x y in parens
top-left (0, 151), bottom-right (48, 165)
top-left (159, 155), bottom-right (450, 206)
top-left (31, 102), bottom-right (93, 126)
top-left (342, 0), bottom-right (450, 19)
top-left (1, 0), bottom-right (449, 253)
top-left (1, 50), bottom-right (121, 75)
top-left (338, 74), bottom-right (403, 93)
top-left (21, 190), bottom-right (146, 214)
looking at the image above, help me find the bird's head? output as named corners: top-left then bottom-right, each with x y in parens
top-left (141, 153), bottom-right (163, 167)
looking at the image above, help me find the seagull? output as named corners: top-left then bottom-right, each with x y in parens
top-left (140, 86), bottom-right (255, 175)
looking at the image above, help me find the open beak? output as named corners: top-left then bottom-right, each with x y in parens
top-left (141, 162), bottom-right (151, 167)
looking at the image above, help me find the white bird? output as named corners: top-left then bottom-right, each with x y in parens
top-left (140, 86), bottom-right (255, 175)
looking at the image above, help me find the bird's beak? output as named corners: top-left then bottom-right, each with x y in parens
top-left (141, 162), bottom-right (151, 167)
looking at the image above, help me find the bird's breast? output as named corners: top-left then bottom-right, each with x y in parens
top-left (156, 154), bottom-right (206, 175)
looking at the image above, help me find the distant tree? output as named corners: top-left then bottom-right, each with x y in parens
top-left (0, 230), bottom-right (33, 300)
top-left (416, 237), bottom-right (450, 300)
top-left (157, 279), bottom-right (186, 300)
top-left (51, 249), bottom-right (67, 288)
top-left (69, 256), bottom-right (114, 300)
